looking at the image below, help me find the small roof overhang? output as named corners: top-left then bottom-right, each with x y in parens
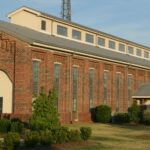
top-left (132, 83), bottom-right (150, 99)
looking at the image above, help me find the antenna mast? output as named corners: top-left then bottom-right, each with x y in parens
top-left (61, 0), bottom-right (71, 21)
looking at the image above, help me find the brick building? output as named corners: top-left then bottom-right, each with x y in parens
top-left (0, 7), bottom-right (150, 123)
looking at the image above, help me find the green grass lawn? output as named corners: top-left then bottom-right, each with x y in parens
top-left (65, 123), bottom-right (150, 150)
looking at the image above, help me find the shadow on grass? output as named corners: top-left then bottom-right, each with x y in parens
top-left (109, 124), bottom-right (150, 132)
top-left (115, 133), bottom-right (150, 141)
top-left (73, 143), bottom-right (102, 150)
top-left (92, 136), bottom-right (123, 142)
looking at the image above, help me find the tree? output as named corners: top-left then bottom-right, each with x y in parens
top-left (29, 89), bottom-right (60, 130)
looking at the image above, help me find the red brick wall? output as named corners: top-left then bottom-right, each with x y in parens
top-left (1, 32), bottom-right (150, 123)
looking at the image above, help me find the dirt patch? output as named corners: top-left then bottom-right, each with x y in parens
top-left (52, 141), bottom-right (95, 150)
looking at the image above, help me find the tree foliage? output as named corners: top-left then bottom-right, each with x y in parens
top-left (29, 89), bottom-right (60, 130)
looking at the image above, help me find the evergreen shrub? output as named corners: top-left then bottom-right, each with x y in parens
top-left (4, 132), bottom-right (20, 150)
top-left (51, 126), bottom-right (69, 144)
top-left (128, 104), bottom-right (140, 123)
top-left (0, 119), bottom-right (11, 133)
top-left (29, 89), bottom-right (60, 130)
top-left (95, 105), bottom-right (111, 123)
top-left (113, 113), bottom-right (130, 124)
top-left (10, 121), bottom-right (24, 133)
top-left (24, 131), bottom-right (40, 147)
top-left (143, 110), bottom-right (150, 125)
top-left (40, 130), bottom-right (53, 145)
top-left (80, 127), bottom-right (92, 141)
top-left (68, 129), bottom-right (81, 141)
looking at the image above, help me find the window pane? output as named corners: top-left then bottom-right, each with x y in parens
top-left (89, 69), bottom-right (94, 108)
top-left (119, 43), bottom-right (125, 52)
top-left (41, 20), bottom-right (46, 30)
top-left (144, 51), bottom-right (149, 58)
top-left (72, 30), bottom-right (81, 40)
top-left (136, 49), bottom-right (142, 56)
top-left (86, 33), bottom-right (94, 43)
top-left (109, 40), bottom-right (116, 49)
top-left (103, 71), bottom-right (109, 104)
top-left (116, 73), bottom-right (121, 112)
top-left (54, 64), bottom-right (61, 109)
top-left (57, 25), bottom-right (67, 36)
top-left (128, 46), bottom-right (134, 54)
top-left (73, 67), bottom-right (78, 112)
top-left (32, 61), bottom-right (40, 96)
top-left (127, 74), bottom-right (133, 107)
top-left (98, 37), bottom-right (105, 47)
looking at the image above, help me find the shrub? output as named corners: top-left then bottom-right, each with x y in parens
top-left (113, 113), bottom-right (130, 124)
top-left (10, 121), bottom-right (24, 133)
top-left (4, 132), bottom-right (20, 150)
top-left (51, 126), bottom-right (69, 144)
top-left (143, 110), bottom-right (150, 125)
top-left (0, 119), bottom-right (11, 133)
top-left (24, 131), bottom-right (40, 147)
top-left (80, 127), bottom-right (92, 141)
top-left (128, 104), bottom-right (140, 123)
top-left (29, 89), bottom-right (60, 130)
top-left (95, 105), bottom-right (111, 123)
top-left (68, 129), bottom-right (81, 141)
top-left (40, 130), bottom-right (53, 145)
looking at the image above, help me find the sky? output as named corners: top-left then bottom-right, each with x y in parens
top-left (0, 0), bottom-right (150, 47)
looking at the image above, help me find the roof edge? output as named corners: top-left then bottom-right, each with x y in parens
top-left (8, 6), bottom-right (41, 18)
top-left (7, 6), bottom-right (150, 50)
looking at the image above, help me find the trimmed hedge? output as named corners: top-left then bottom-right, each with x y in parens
top-left (113, 113), bottom-right (130, 124)
top-left (51, 127), bottom-right (69, 144)
top-left (143, 110), bottom-right (150, 125)
top-left (95, 105), bottom-right (111, 123)
top-left (68, 129), bottom-right (81, 141)
top-left (128, 105), bottom-right (140, 123)
top-left (80, 127), bottom-right (92, 141)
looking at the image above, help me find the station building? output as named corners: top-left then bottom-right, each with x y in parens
top-left (0, 6), bottom-right (150, 123)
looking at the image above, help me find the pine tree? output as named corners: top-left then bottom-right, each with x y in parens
top-left (29, 89), bottom-right (60, 130)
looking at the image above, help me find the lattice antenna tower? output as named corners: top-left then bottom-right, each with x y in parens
top-left (61, 0), bottom-right (71, 21)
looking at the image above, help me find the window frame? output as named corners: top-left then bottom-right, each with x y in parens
top-left (128, 46), bottom-right (134, 55)
top-left (136, 48), bottom-right (142, 57)
top-left (103, 70), bottom-right (109, 104)
top-left (89, 68), bottom-right (95, 108)
top-left (109, 40), bottom-right (116, 50)
top-left (98, 37), bottom-right (105, 47)
top-left (54, 63), bottom-right (61, 110)
top-left (118, 43), bottom-right (126, 52)
top-left (72, 66), bottom-right (79, 112)
top-left (41, 20), bottom-right (46, 31)
top-left (32, 60), bottom-right (40, 96)
top-left (85, 33), bottom-right (94, 44)
top-left (72, 29), bottom-right (81, 40)
top-left (57, 25), bottom-right (68, 37)
top-left (144, 51), bottom-right (149, 59)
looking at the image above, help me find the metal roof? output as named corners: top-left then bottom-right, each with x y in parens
top-left (133, 83), bottom-right (150, 98)
top-left (0, 20), bottom-right (150, 69)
